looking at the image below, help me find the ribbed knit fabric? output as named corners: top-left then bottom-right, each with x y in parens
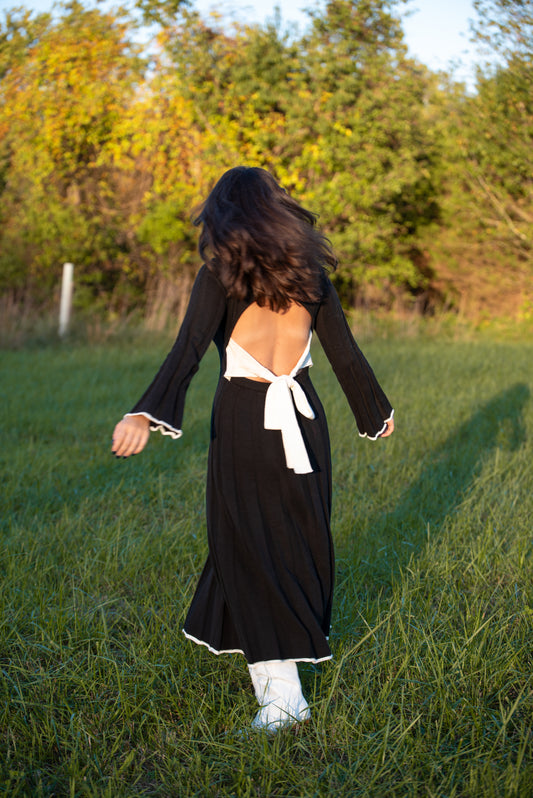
top-left (127, 265), bottom-right (393, 665)
top-left (183, 368), bottom-right (334, 664)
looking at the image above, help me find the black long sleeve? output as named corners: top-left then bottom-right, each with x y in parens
top-left (127, 265), bottom-right (226, 436)
top-left (314, 279), bottom-right (393, 439)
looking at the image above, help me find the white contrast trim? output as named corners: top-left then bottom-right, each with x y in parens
top-left (124, 412), bottom-right (182, 440)
top-left (359, 408), bottom-right (394, 441)
top-left (182, 630), bottom-right (333, 664)
top-left (182, 630), bottom-right (244, 656)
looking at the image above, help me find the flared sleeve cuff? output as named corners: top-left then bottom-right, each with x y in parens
top-left (314, 278), bottom-right (394, 440)
top-left (123, 265), bottom-right (226, 441)
top-left (359, 408), bottom-right (394, 441)
top-left (124, 412), bottom-right (183, 440)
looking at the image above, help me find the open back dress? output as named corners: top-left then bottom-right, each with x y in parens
top-left (126, 265), bottom-right (393, 665)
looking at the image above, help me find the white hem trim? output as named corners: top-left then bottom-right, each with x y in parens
top-left (182, 630), bottom-right (333, 664)
top-left (124, 412), bottom-right (182, 440)
top-left (359, 408), bottom-right (394, 441)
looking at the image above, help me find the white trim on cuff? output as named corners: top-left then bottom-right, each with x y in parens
top-left (359, 408), bottom-right (394, 441)
top-left (124, 412), bottom-right (183, 440)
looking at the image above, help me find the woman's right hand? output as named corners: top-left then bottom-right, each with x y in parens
top-left (112, 415), bottom-right (150, 458)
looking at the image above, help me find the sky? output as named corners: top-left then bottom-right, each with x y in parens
top-left (193, 0), bottom-right (479, 84)
top-left (0, 0), bottom-right (479, 86)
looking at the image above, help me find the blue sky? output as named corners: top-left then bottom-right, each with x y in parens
top-left (0, 0), bottom-right (479, 86)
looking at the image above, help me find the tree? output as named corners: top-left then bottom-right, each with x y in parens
top-left (0, 2), bottom-right (144, 307)
top-left (3, 0), bottom-right (527, 322)
top-left (283, 0), bottom-right (440, 306)
top-left (0, 5), bottom-right (51, 80)
top-left (134, 0), bottom-right (190, 27)
top-left (467, 0), bottom-right (532, 248)
top-left (472, 0), bottom-right (533, 60)
top-left (407, 0), bottom-right (533, 320)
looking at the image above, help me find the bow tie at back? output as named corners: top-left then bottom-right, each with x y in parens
top-left (224, 335), bottom-right (315, 474)
top-left (263, 374), bottom-right (315, 473)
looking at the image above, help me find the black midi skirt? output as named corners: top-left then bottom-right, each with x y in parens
top-left (183, 369), bottom-right (334, 664)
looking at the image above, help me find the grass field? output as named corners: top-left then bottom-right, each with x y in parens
top-left (1, 330), bottom-right (532, 797)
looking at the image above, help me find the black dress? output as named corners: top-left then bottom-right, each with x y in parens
top-left (128, 265), bottom-right (393, 664)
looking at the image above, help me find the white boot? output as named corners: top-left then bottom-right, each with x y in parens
top-left (248, 660), bottom-right (310, 731)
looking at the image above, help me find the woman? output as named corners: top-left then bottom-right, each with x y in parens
top-left (112, 166), bottom-right (394, 732)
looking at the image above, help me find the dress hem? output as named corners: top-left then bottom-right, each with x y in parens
top-left (182, 630), bottom-right (333, 665)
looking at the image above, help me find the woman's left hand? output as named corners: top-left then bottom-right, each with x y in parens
top-left (380, 418), bottom-right (395, 438)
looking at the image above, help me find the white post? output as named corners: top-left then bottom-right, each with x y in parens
top-left (59, 262), bottom-right (74, 337)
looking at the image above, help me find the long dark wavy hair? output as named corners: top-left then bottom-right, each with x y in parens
top-left (194, 166), bottom-right (337, 311)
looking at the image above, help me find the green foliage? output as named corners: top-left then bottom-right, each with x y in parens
top-left (471, 63), bottom-right (533, 202)
top-left (285, 1), bottom-right (438, 294)
top-left (409, 0), bottom-right (533, 319)
top-left (469, 0), bottom-right (533, 208)
top-left (134, 0), bottom-right (190, 27)
top-left (0, 0), bottom-right (531, 321)
top-left (472, 0), bottom-right (533, 60)
top-left (137, 201), bottom-right (189, 255)
top-left (0, 2), bottom-right (145, 307)
top-left (0, 5), bottom-right (51, 80)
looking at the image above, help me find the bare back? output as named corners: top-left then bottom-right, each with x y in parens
top-left (231, 302), bottom-right (312, 379)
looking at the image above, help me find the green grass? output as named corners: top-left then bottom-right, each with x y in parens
top-left (1, 332), bottom-right (532, 797)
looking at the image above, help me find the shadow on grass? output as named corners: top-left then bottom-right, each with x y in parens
top-left (360, 381), bottom-right (530, 582)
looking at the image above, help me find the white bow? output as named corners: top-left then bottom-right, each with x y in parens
top-left (264, 375), bottom-right (315, 474)
top-left (224, 333), bottom-right (316, 474)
